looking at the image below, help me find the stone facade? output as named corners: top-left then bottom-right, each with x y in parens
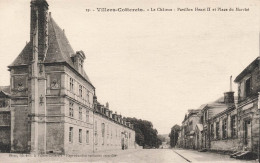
top-left (199, 95), bottom-right (236, 150)
top-left (234, 57), bottom-right (260, 154)
top-left (209, 105), bottom-right (239, 152)
top-left (0, 0), bottom-right (135, 154)
top-left (178, 57), bottom-right (260, 156)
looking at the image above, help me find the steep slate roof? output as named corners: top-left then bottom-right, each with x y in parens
top-left (45, 16), bottom-right (74, 64)
top-left (0, 86), bottom-right (11, 97)
top-left (234, 57), bottom-right (259, 82)
top-left (9, 42), bottom-right (33, 67)
top-left (9, 14), bottom-right (93, 86)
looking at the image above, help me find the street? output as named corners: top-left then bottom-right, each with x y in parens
top-left (0, 149), bottom-right (258, 163)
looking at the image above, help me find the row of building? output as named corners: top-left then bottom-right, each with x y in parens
top-left (0, 0), bottom-right (135, 154)
top-left (177, 54), bottom-right (260, 156)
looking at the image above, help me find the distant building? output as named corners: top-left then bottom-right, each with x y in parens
top-left (180, 109), bottom-right (201, 149)
top-left (0, 86), bottom-right (11, 152)
top-left (0, 0), bottom-right (135, 154)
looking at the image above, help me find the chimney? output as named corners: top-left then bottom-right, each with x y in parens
top-left (106, 102), bottom-right (109, 108)
top-left (224, 76), bottom-right (235, 104)
top-left (30, 0), bottom-right (49, 61)
top-left (93, 90), bottom-right (97, 104)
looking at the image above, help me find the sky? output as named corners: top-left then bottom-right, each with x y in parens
top-left (0, 0), bottom-right (259, 134)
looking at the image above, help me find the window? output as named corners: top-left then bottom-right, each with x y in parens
top-left (79, 59), bottom-right (83, 74)
top-left (86, 130), bottom-right (89, 144)
top-left (231, 116), bottom-right (237, 138)
top-left (86, 91), bottom-right (90, 103)
top-left (79, 107), bottom-right (82, 120)
top-left (210, 123), bottom-right (214, 138)
top-left (79, 129), bottom-right (82, 143)
top-left (69, 78), bottom-right (74, 92)
top-left (0, 100), bottom-right (7, 108)
top-left (111, 127), bottom-right (112, 139)
top-left (94, 121), bottom-right (98, 145)
top-left (216, 122), bottom-right (220, 139)
top-left (79, 85), bottom-right (82, 98)
top-left (204, 111), bottom-right (208, 123)
top-left (107, 125), bottom-right (109, 139)
top-left (101, 123), bottom-right (105, 145)
top-left (107, 125), bottom-right (109, 145)
top-left (69, 127), bottom-right (73, 143)
top-left (86, 110), bottom-right (89, 122)
top-left (222, 119), bottom-right (227, 139)
top-left (69, 102), bottom-right (74, 117)
top-left (245, 77), bottom-right (251, 97)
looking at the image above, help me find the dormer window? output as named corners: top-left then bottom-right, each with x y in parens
top-left (71, 51), bottom-right (86, 75)
top-left (79, 59), bottom-right (83, 74)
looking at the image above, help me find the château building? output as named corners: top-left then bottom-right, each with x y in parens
top-left (0, 0), bottom-right (135, 154)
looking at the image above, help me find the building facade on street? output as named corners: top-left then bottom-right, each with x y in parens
top-left (180, 109), bottom-right (200, 149)
top-left (234, 57), bottom-right (260, 154)
top-left (0, 0), bottom-right (135, 154)
top-left (178, 55), bottom-right (260, 156)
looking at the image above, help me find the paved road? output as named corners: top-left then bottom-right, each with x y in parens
top-left (1, 149), bottom-right (188, 163)
top-left (1, 149), bottom-right (258, 163)
top-left (103, 149), bottom-right (189, 163)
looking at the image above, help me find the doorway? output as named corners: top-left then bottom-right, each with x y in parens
top-left (244, 120), bottom-right (252, 150)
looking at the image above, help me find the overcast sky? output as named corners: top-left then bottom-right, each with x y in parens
top-left (0, 0), bottom-right (259, 134)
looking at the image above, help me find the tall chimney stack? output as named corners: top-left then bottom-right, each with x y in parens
top-left (30, 0), bottom-right (49, 61)
top-left (224, 75), bottom-right (235, 104)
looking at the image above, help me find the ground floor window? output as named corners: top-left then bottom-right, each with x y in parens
top-left (231, 115), bottom-right (236, 138)
top-left (86, 130), bottom-right (89, 144)
top-left (79, 129), bottom-right (82, 143)
top-left (69, 127), bottom-right (73, 143)
top-left (210, 123), bottom-right (214, 139)
top-left (222, 119), bottom-right (227, 139)
top-left (216, 122), bottom-right (220, 139)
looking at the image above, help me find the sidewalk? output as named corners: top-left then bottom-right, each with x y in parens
top-left (173, 148), bottom-right (258, 163)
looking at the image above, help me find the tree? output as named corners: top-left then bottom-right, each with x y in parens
top-left (125, 117), bottom-right (161, 148)
top-left (169, 124), bottom-right (180, 148)
top-left (135, 128), bottom-right (144, 145)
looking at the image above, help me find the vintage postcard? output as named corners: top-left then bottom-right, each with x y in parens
top-left (0, 0), bottom-right (259, 162)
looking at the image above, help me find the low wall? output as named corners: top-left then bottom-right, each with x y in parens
top-left (210, 138), bottom-right (239, 152)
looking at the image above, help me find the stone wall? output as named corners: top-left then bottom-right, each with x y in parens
top-left (211, 138), bottom-right (239, 151)
top-left (93, 113), bottom-right (135, 152)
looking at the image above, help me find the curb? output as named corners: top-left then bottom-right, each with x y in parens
top-left (172, 150), bottom-right (192, 162)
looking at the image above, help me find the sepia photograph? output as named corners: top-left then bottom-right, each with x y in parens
top-left (0, 0), bottom-right (259, 162)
